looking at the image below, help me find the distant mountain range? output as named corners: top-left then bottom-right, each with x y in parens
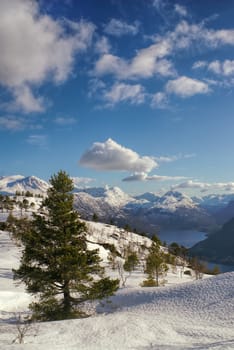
top-left (1, 175), bottom-right (234, 233)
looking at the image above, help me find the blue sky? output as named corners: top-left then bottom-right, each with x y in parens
top-left (1, 0), bottom-right (234, 195)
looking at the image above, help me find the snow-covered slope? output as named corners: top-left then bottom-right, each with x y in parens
top-left (0, 175), bottom-right (49, 194)
top-left (0, 226), bottom-right (233, 350)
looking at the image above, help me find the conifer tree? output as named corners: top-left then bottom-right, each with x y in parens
top-left (13, 170), bottom-right (119, 321)
top-left (142, 240), bottom-right (168, 287)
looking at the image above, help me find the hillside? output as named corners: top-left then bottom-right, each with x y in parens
top-left (214, 200), bottom-right (234, 224)
top-left (190, 218), bottom-right (234, 264)
top-left (0, 227), bottom-right (233, 349)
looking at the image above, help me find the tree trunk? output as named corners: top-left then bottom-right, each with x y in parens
top-left (63, 283), bottom-right (71, 316)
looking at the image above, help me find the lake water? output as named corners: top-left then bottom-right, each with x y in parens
top-left (158, 229), bottom-right (207, 248)
top-left (158, 229), bottom-right (234, 272)
top-left (205, 261), bottom-right (234, 273)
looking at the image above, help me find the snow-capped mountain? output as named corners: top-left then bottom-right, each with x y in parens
top-left (2, 174), bottom-right (234, 232)
top-left (74, 185), bottom-right (133, 207)
top-left (134, 192), bottom-right (160, 203)
top-left (0, 175), bottom-right (49, 194)
top-left (73, 186), bottom-right (136, 224)
top-left (153, 191), bottom-right (196, 212)
top-left (74, 187), bottom-right (215, 232)
top-left (193, 193), bottom-right (234, 212)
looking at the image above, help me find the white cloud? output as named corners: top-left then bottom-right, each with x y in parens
top-left (152, 0), bottom-right (164, 11)
top-left (123, 172), bottom-right (187, 182)
top-left (208, 60), bottom-right (222, 74)
top-left (208, 60), bottom-right (234, 76)
top-left (152, 0), bottom-right (171, 24)
top-left (12, 86), bottom-right (45, 113)
top-left (175, 21), bottom-right (234, 48)
top-left (88, 79), bottom-right (106, 99)
top-left (122, 173), bottom-right (147, 182)
top-left (192, 61), bottom-right (207, 69)
top-left (166, 76), bottom-right (210, 97)
top-left (0, 0), bottom-right (95, 112)
top-left (54, 117), bottom-right (77, 125)
top-left (104, 19), bottom-right (139, 37)
top-left (0, 116), bottom-right (26, 131)
top-left (147, 174), bottom-right (187, 181)
top-left (94, 41), bottom-right (175, 80)
top-left (205, 29), bottom-right (234, 46)
top-left (151, 92), bottom-right (168, 108)
top-left (94, 54), bottom-right (124, 76)
top-left (222, 60), bottom-right (234, 75)
top-left (71, 177), bottom-right (95, 187)
top-left (27, 134), bottom-right (47, 147)
top-left (171, 180), bottom-right (234, 192)
top-left (103, 83), bottom-right (146, 106)
top-left (174, 4), bottom-right (188, 17)
top-left (80, 138), bottom-right (157, 173)
top-left (155, 153), bottom-right (196, 163)
top-left (95, 18), bottom-right (234, 83)
top-left (0, 115), bottom-right (43, 131)
top-left (95, 36), bottom-right (111, 54)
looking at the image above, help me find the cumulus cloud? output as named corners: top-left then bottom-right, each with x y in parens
top-left (123, 172), bottom-right (187, 182)
top-left (103, 82), bottom-right (146, 106)
top-left (80, 138), bottom-right (157, 173)
top-left (171, 180), bottom-right (234, 192)
top-left (0, 0), bottom-right (95, 112)
top-left (166, 76), bottom-right (210, 97)
top-left (104, 19), bottom-right (139, 37)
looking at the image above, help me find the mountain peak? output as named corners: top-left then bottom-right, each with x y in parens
top-left (0, 175), bottom-right (49, 194)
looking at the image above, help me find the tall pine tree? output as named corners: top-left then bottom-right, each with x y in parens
top-left (13, 171), bottom-right (119, 321)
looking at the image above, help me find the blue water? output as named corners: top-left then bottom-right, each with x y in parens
top-left (158, 229), bottom-right (207, 248)
top-left (205, 261), bottom-right (234, 273)
top-left (158, 229), bottom-right (234, 272)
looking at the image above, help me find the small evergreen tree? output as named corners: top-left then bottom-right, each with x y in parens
top-left (13, 171), bottom-right (119, 321)
top-left (123, 250), bottom-right (139, 273)
top-left (92, 213), bottom-right (98, 222)
top-left (142, 241), bottom-right (168, 287)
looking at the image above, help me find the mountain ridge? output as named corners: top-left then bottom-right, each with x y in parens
top-left (1, 174), bottom-right (234, 232)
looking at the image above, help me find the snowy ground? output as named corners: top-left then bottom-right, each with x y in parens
top-left (0, 227), bottom-right (234, 350)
